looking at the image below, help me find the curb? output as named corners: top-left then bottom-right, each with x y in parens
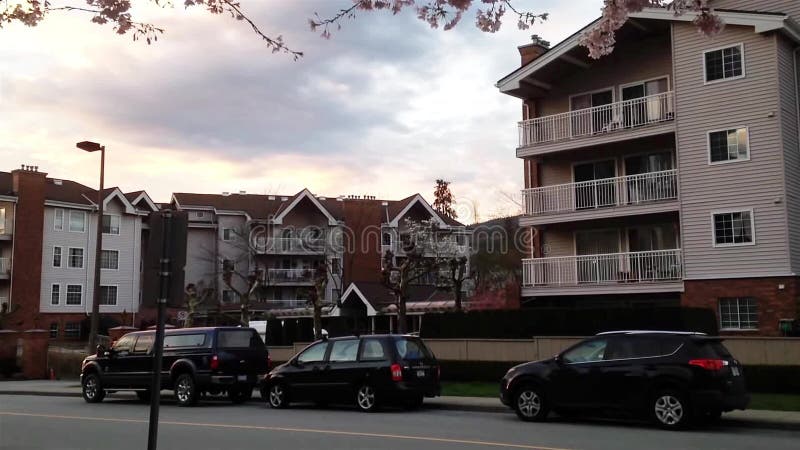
top-left (1, 390), bottom-right (797, 431)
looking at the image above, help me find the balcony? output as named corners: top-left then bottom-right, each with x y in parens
top-left (255, 237), bottom-right (326, 255)
top-left (267, 268), bottom-right (315, 285)
top-left (518, 91), bottom-right (675, 154)
top-left (522, 249), bottom-right (683, 295)
top-left (0, 257), bottom-right (9, 279)
top-left (521, 170), bottom-right (678, 224)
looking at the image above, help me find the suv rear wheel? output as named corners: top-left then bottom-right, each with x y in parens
top-left (174, 373), bottom-right (198, 407)
top-left (82, 373), bottom-right (105, 403)
top-left (652, 390), bottom-right (691, 430)
top-left (356, 384), bottom-right (379, 412)
top-left (514, 385), bottom-right (548, 422)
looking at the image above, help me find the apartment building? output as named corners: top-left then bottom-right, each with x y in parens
top-left (0, 166), bottom-right (158, 338)
top-left (171, 190), bottom-right (471, 330)
top-left (496, 3), bottom-right (800, 335)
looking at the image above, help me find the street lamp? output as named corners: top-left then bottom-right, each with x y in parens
top-left (77, 140), bottom-right (105, 352)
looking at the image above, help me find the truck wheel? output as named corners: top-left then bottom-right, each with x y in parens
top-left (82, 373), bottom-right (105, 403)
top-left (174, 373), bottom-right (198, 407)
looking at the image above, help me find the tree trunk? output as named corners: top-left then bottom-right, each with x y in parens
top-left (240, 301), bottom-right (249, 327)
top-left (313, 300), bottom-right (323, 340)
top-left (454, 282), bottom-right (463, 311)
top-left (397, 295), bottom-right (407, 334)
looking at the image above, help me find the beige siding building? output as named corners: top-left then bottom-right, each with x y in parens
top-left (497, 3), bottom-right (800, 335)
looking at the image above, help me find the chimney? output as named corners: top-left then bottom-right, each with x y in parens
top-left (518, 34), bottom-right (550, 66)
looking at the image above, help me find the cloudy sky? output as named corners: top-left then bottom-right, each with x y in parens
top-left (1, 0), bottom-right (603, 223)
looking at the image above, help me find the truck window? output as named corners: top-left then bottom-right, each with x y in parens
top-left (164, 334), bottom-right (206, 348)
top-left (217, 330), bottom-right (264, 349)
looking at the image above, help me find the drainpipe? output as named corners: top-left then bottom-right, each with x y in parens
top-left (794, 47), bottom-right (800, 151)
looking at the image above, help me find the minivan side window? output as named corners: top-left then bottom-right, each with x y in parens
top-left (329, 339), bottom-right (359, 362)
top-left (359, 339), bottom-right (387, 361)
top-left (164, 334), bottom-right (207, 348)
top-left (562, 339), bottom-right (607, 363)
top-left (297, 342), bottom-right (328, 364)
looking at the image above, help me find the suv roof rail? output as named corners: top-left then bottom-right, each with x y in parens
top-left (595, 330), bottom-right (708, 336)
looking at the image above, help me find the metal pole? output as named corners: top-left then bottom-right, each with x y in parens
top-left (88, 146), bottom-right (105, 352)
top-left (148, 210), bottom-right (172, 450)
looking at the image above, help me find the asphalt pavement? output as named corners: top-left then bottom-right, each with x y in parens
top-left (1, 394), bottom-right (799, 450)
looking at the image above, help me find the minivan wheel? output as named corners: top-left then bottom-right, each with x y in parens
top-left (356, 384), bottom-right (379, 412)
top-left (514, 385), bottom-right (548, 422)
top-left (652, 390), bottom-right (690, 429)
top-left (82, 373), bottom-right (105, 403)
top-left (268, 384), bottom-right (289, 409)
top-left (174, 374), bottom-right (198, 407)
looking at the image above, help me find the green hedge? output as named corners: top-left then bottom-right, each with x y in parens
top-left (437, 360), bottom-right (800, 394)
top-left (421, 307), bottom-right (718, 339)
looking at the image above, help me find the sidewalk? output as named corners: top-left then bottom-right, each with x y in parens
top-left (1, 380), bottom-right (798, 430)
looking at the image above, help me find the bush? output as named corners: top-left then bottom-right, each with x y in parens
top-left (421, 307), bottom-right (718, 339)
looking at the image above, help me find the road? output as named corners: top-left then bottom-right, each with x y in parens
top-left (0, 395), bottom-right (798, 450)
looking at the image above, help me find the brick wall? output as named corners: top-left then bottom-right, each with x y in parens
top-left (681, 277), bottom-right (799, 336)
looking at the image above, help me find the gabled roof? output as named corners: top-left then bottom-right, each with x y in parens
top-left (387, 194), bottom-right (449, 228)
top-left (126, 191), bottom-right (159, 212)
top-left (273, 189), bottom-right (339, 226)
top-left (330, 281), bottom-right (452, 317)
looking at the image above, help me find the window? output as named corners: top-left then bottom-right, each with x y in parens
top-left (101, 250), bottom-right (119, 270)
top-left (0, 208), bottom-right (5, 234)
top-left (709, 128), bottom-right (749, 163)
top-left (68, 211), bottom-right (86, 232)
top-left (331, 258), bottom-right (341, 275)
top-left (222, 290), bottom-right (237, 304)
top-left (53, 246), bottom-right (62, 268)
top-left (222, 259), bottom-right (234, 272)
top-left (394, 338), bottom-right (433, 361)
top-left (164, 334), bottom-right (207, 348)
top-left (297, 342), bottom-right (328, 364)
top-left (68, 248), bottom-right (84, 268)
top-left (329, 339), bottom-right (359, 362)
top-left (218, 330), bottom-right (264, 349)
top-left (54, 209), bottom-right (64, 231)
top-left (49, 323), bottom-right (58, 339)
top-left (222, 228), bottom-right (235, 241)
top-left (705, 44), bottom-right (744, 83)
top-left (196, 211), bottom-right (206, 218)
top-left (102, 214), bottom-right (120, 235)
top-left (66, 285), bottom-right (83, 305)
top-left (713, 210), bottom-right (754, 246)
top-left (562, 339), bottom-right (608, 363)
top-left (112, 334), bottom-right (135, 352)
top-left (133, 334), bottom-right (154, 353)
top-left (382, 232), bottom-right (392, 246)
top-left (719, 297), bottom-right (758, 330)
top-left (50, 284), bottom-right (60, 305)
top-left (605, 337), bottom-right (681, 360)
top-left (359, 339), bottom-right (387, 361)
top-left (100, 285), bottom-right (118, 306)
top-left (64, 323), bottom-right (81, 338)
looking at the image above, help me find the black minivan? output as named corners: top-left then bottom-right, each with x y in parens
top-left (261, 334), bottom-right (440, 412)
top-left (81, 327), bottom-right (269, 406)
top-left (500, 331), bottom-right (749, 429)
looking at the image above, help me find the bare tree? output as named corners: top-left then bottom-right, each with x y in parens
top-left (440, 255), bottom-right (471, 311)
top-left (183, 281), bottom-right (215, 328)
top-left (307, 253), bottom-right (342, 340)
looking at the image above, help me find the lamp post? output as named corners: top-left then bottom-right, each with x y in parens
top-left (77, 140), bottom-right (105, 352)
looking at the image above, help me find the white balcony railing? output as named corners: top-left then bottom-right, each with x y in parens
top-left (518, 91), bottom-right (675, 147)
top-left (256, 237), bottom-right (326, 254)
top-left (522, 249), bottom-right (682, 287)
top-left (0, 257), bottom-right (9, 275)
top-left (522, 169), bottom-right (678, 216)
top-left (267, 268), bottom-right (315, 283)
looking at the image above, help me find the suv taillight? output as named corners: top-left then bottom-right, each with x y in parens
top-left (689, 359), bottom-right (725, 371)
top-left (210, 354), bottom-right (219, 370)
top-left (391, 363), bottom-right (403, 382)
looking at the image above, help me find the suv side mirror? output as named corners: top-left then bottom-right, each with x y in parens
top-left (96, 345), bottom-right (106, 357)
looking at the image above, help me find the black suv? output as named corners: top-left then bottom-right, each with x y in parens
top-left (261, 334), bottom-right (440, 412)
top-left (500, 331), bottom-right (749, 429)
top-left (80, 327), bottom-right (269, 406)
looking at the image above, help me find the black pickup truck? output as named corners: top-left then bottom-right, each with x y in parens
top-left (80, 327), bottom-right (269, 406)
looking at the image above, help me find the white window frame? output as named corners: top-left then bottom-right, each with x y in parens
top-left (65, 284), bottom-right (83, 306)
top-left (707, 126), bottom-right (750, 165)
top-left (67, 247), bottom-right (85, 269)
top-left (52, 246), bottom-right (63, 268)
top-left (100, 249), bottom-right (120, 270)
top-left (719, 297), bottom-right (759, 331)
top-left (68, 210), bottom-right (87, 233)
top-left (63, 322), bottom-right (81, 338)
top-left (51, 283), bottom-right (61, 305)
top-left (49, 323), bottom-right (59, 338)
top-left (54, 208), bottom-right (64, 231)
top-left (99, 284), bottom-right (118, 306)
top-left (711, 208), bottom-right (756, 248)
top-left (703, 43), bottom-right (746, 85)
top-left (102, 214), bottom-right (121, 235)
top-left (222, 228), bottom-right (236, 241)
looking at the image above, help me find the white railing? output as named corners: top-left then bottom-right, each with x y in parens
top-left (267, 268), bottom-right (315, 283)
top-left (256, 237), bottom-right (326, 254)
top-left (0, 257), bottom-right (9, 274)
top-left (519, 91), bottom-right (675, 147)
top-left (522, 249), bottom-right (682, 287)
top-left (522, 169), bottom-right (678, 216)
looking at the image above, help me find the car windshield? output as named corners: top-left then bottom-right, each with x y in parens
top-left (394, 338), bottom-right (433, 361)
top-left (217, 330), bottom-right (264, 349)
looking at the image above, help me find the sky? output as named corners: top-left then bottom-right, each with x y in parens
top-left (0, 0), bottom-right (603, 224)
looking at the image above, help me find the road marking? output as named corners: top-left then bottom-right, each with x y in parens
top-left (0, 411), bottom-right (571, 450)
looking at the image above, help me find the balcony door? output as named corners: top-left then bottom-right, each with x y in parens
top-left (627, 224), bottom-right (680, 281)
top-left (623, 152), bottom-right (675, 204)
top-left (574, 160), bottom-right (617, 210)
top-left (575, 229), bottom-right (620, 283)
top-left (570, 89), bottom-right (614, 137)
top-left (620, 77), bottom-right (669, 127)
